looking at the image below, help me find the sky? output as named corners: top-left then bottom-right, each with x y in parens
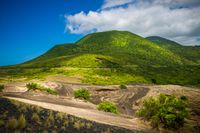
top-left (0, 0), bottom-right (200, 66)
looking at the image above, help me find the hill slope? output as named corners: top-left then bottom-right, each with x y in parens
top-left (23, 31), bottom-right (185, 67)
top-left (0, 31), bottom-right (200, 85)
top-left (146, 36), bottom-right (200, 64)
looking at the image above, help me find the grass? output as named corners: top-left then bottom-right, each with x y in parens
top-left (31, 113), bottom-right (40, 123)
top-left (73, 120), bottom-right (84, 130)
top-left (73, 88), bottom-right (90, 100)
top-left (97, 101), bottom-right (118, 114)
top-left (8, 118), bottom-right (18, 129)
top-left (7, 114), bottom-right (26, 129)
top-left (26, 82), bottom-right (58, 95)
top-left (55, 112), bottom-right (65, 120)
top-left (46, 111), bottom-right (55, 127)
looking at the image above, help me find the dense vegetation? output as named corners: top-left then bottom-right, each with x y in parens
top-left (0, 31), bottom-right (199, 85)
top-left (136, 94), bottom-right (188, 129)
top-left (26, 83), bottom-right (58, 95)
top-left (73, 88), bottom-right (90, 100)
top-left (97, 101), bottom-right (118, 114)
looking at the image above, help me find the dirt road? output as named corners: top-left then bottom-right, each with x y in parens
top-left (5, 96), bottom-right (152, 132)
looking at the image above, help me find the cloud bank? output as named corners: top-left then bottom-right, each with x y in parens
top-left (65, 0), bottom-right (200, 45)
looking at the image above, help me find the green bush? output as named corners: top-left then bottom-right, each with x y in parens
top-left (46, 88), bottom-right (58, 95)
top-left (180, 95), bottom-right (188, 101)
top-left (97, 101), bottom-right (118, 114)
top-left (26, 83), bottom-right (38, 90)
top-left (136, 94), bottom-right (188, 129)
top-left (120, 84), bottom-right (127, 89)
top-left (73, 88), bottom-right (90, 100)
top-left (0, 84), bottom-right (4, 92)
top-left (26, 83), bottom-right (58, 95)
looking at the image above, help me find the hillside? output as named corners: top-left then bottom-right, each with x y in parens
top-left (0, 31), bottom-right (199, 85)
top-left (146, 36), bottom-right (200, 64)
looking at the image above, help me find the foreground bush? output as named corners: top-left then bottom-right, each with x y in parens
top-left (97, 101), bottom-right (118, 114)
top-left (73, 88), bottom-right (90, 100)
top-left (136, 94), bottom-right (188, 129)
top-left (0, 84), bottom-right (4, 92)
top-left (26, 82), bottom-right (58, 95)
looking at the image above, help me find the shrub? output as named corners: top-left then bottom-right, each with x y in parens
top-left (46, 111), bottom-right (54, 127)
top-left (74, 88), bottom-right (90, 100)
top-left (56, 112), bottom-right (65, 120)
top-left (0, 84), bottom-right (4, 92)
top-left (151, 79), bottom-right (157, 84)
top-left (120, 84), bottom-right (127, 89)
top-left (18, 114), bottom-right (26, 129)
top-left (26, 83), bottom-right (38, 90)
top-left (180, 95), bottom-right (188, 101)
top-left (136, 94), bottom-right (188, 129)
top-left (8, 118), bottom-right (18, 129)
top-left (73, 120), bottom-right (84, 130)
top-left (46, 88), bottom-right (58, 95)
top-left (97, 101), bottom-right (118, 114)
top-left (31, 113), bottom-right (40, 123)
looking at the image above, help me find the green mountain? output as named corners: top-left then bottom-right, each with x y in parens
top-left (0, 31), bottom-right (200, 85)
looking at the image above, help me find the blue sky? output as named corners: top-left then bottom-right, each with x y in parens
top-left (0, 0), bottom-right (200, 66)
top-left (0, 0), bottom-right (102, 66)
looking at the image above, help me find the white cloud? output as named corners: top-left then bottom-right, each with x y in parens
top-left (65, 0), bottom-right (200, 45)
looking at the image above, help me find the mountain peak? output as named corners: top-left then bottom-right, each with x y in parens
top-left (76, 30), bottom-right (144, 47)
